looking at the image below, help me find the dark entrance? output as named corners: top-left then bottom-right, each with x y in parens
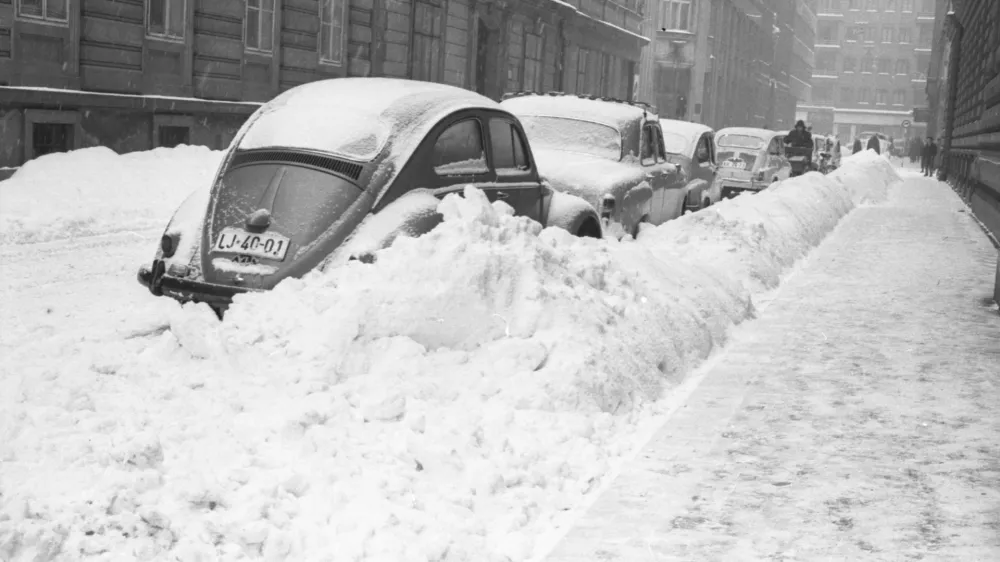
top-left (32, 123), bottom-right (73, 157)
top-left (475, 18), bottom-right (498, 99)
top-left (158, 126), bottom-right (190, 148)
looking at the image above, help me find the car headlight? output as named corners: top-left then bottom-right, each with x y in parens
top-left (161, 232), bottom-right (179, 258)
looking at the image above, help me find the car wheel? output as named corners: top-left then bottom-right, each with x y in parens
top-left (702, 197), bottom-right (712, 210)
top-left (575, 217), bottom-right (602, 239)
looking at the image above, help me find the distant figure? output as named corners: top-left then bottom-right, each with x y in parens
top-left (921, 137), bottom-right (938, 177)
top-left (853, 138), bottom-right (863, 154)
top-left (866, 135), bottom-right (881, 154)
top-left (909, 137), bottom-right (922, 163)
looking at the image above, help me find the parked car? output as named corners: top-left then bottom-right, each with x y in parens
top-left (714, 127), bottom-right (791, 198)
top-left (500, 92), bottom-right (686, 238)
top-left (137, 78), bottom-right (603, 317)
top-left (658, 119), bottom-right (721, 212)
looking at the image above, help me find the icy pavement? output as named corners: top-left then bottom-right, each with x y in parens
top-left (544, 176), bottom-right (1000, 561)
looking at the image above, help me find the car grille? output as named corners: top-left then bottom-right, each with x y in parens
top-left (230, 150), bottom-right (363, 181)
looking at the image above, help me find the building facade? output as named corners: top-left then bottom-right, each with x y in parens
top-left (0, 0), bottom-right (648, 170)
top-left (795, 0), bottom-right (936, 141)
top-left (926, 0), bottom-right (999, 243)
top-left (651, 0), bottom-right (814, 132)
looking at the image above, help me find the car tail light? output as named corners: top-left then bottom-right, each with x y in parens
top-left (161, 233), bottom-right (178, 258)
top-left (756, 171), bottom-right (766, 182)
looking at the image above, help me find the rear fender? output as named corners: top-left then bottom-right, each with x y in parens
top-left (541, 187), bottom-right (603, 238)
top-left (331, 189), bottom-right (443, 266)
top-left (683, 178), bottom-right (710, 206)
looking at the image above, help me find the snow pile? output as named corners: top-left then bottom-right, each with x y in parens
top-left (0, 146), bottom-right (223, 245)
top-left (0, 156), bottom-right (901, 561)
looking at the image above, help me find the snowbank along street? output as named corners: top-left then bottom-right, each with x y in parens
top-left (2, 148), bottom-right (993, 561)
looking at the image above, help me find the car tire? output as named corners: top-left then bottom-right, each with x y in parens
top-left (702, 197), bottom-right (712, 210)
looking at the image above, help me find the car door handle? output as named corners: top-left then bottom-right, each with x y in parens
top-left (495, 191), bottom-right (510, 200)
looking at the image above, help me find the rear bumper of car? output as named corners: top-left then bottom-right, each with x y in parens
top-left (720, 178), bottom-right (765, 196)
top-left (138, 259), bottom-right (251, 309)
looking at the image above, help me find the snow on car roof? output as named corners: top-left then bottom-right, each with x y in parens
top-left (716, 127), bottom-right (779, 141)
top-left (238, 78), bottom-right (498, 162)
top-left (501, 94), bottom-right (654, 130)
top-left (659, 119), bottom-right (713, 140)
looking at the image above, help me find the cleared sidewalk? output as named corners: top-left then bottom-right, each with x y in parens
top-left (545, 177), bottom-right (1000, 561)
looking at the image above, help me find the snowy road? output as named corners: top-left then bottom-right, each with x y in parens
top-left (546, 177), bottom-right (1000, 560)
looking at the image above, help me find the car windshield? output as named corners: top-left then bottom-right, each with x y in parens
top-left (717, 134), bottom-right (766, 150)
top-left (660, 131), bottom-right (689, 155)
top-left (518, 116), bottom-right (622, 161)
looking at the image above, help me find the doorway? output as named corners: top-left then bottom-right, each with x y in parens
top-left (475, 18), bottom-right (498, 99)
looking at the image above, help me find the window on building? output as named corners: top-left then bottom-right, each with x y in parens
top-left (885, 0), bottom-right (897, 10)
top-left (875, 89), bottom-right (887, 104)
top-left (919, 0), bottom-right (934, 13)
top-left (433, 119), bottom-right (488, 175)
top-left (845, 26), bottom-right (860, 41)
top-left (898, 28), bottom-right (912, 43)
top-left (848, 0), bottom-right (860, 9)
top-left (576, 48), bottom-right (590, 93)
top-left (523, 32), bottom-right (544, 92)
top-left (410, 0), bottom-right (445, 81)
top-left (32, 122), bottom-right (73, 157)
top-left (147, 0), bottom-right (186, 40)
top-left (916, 52), bottom-right (930, 77)
top-left (813, 86), bottom-right (833, 104)
top-left (489, 119), bottom-right (530, 172)
top-left (818, 0), bottom-right (840, 12)
top-left (918, 23), bottom-right (933, 45)
top-left (319, 0), bottom-right (347, 64)
top-left (865, 0), bottom-right (877, 10)
top-left (818, 21), bottom-right (840, 43)
top-left (816, 52), bottom-right (837, 72)
top-left (158, 126), bottom-right (191, 148)
top-left (16, 0), bottom-right (68, 22)
top-left (861, 54), bottom-right (874, 72)
top-left (895, 59), bottom-right (910, 74)
top-left (659, 0), bottom-right (693, 32)
top-left (843, 56), bottom-right (857, 72)
top-left (864, 26), bottom-right (877, 42)
top-left (877, 58), bottom-right (891, 73)
top-left (840, 87), bottom-right (854, 105)
top-left (858, 87), bottom-right (871, 103)
top-left (245, 0), bottom-right (275, 52)
top-left (901, 0), bottom-right (913, 11)
top-left (892, 89), bottom-right (906, 105)
top-left (881, 27), bottom-right (894, 43)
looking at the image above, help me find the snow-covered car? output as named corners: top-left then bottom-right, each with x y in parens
top-left (659, 119), bottom-right (721, 212)
top-left (715, 127), bottom-right (791, 198)
top-left (500, 92), bottom-right (686, 238)
top-left (137, 78), bottom-right (603, 316)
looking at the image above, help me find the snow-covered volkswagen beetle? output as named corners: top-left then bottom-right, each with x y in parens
top-left (137, 78), bottom-right (602, 316)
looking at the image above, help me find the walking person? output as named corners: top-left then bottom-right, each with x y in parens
top-left (921, 136), bottom-right (939, 177)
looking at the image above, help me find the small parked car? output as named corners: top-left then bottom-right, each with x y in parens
top-left (658, 119), bottom-right (721, 212)
top-left (500, 92), bottom-right (686, 238)
top-left (715, 127), bottom-right (791, 198)
top-left (137, 78), bottom-right (603, 316)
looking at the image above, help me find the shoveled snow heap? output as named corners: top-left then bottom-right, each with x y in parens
top-left (0, 152), bottom-right (900, 561)
top-left (0, 146), bottom-right (223, 245)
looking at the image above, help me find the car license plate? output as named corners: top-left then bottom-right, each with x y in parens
top-left (722, 160), bottom-right (746, 169)
top-left (213, 227), bottom-right (290, 261)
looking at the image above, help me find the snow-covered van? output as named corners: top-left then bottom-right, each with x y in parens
top-left (501, 93), bottom-right (687, 238)
top-left (137, 78), bottom-right (603, 317)
top-left (714, 127), bottom-right (792, 197)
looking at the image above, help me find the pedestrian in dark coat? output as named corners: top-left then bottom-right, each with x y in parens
top-left (852, 138), bottom-right (863, 154)
top-left (866, 135), bottom-right (881, 154)
top-left (921, 137), bottom-right (939, 177)
top-left (909, 137), bottom-right (922, 163)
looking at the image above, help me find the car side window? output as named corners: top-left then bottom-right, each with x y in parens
top-left (489, 119), bottom-right (530, 172)
top-left (640, 124), bottom-right (656, 165)
top-left (433, 119), bottom-right (489, 176)
top-left (696, 136), bottom-right (710, 163)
